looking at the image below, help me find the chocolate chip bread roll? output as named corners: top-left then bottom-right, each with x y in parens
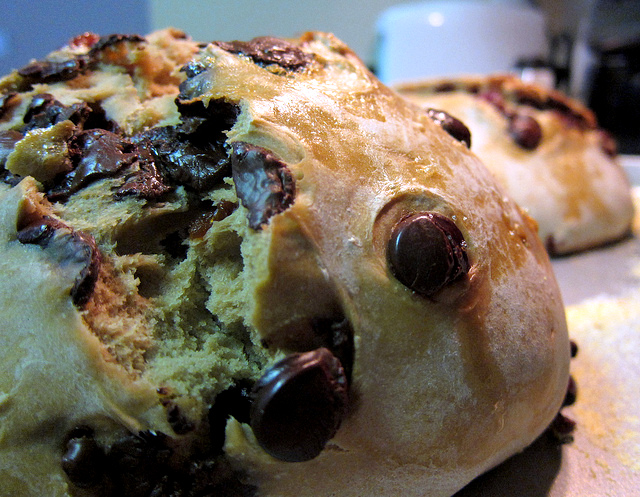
top-left (396, 75), bottom-right (635, 255)
top-left (0, 30), bottom-right (570, 496)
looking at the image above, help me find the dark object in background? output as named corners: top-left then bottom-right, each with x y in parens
top-left (588, 37), bottom-right (640, 155)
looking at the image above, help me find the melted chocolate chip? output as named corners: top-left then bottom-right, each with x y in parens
top-left (49, 129), bottom-right (138, 200)
top-left (387, 212), bottom-right (469, 296)
top-left (0, 130), bottom-right (23, 165)
top-left (427, 108), bottom-right (471, 148)
top-left (250, 348), bottom-right (348, 462)
top-left (570, 340), bottom-right (579, 358)
top-left (508, 114), bottom-right (542, 150)
top-left (114, 161), bottom-right (172, 201)
top-left (214, 37), bottom-right (314, 71)
top-left (209, 380), bottom-right (254, 453)
top-left (23, 94), bottom-right (120, 134)
top-left (108, 431), bottom-right (173, 497)
top-left (548, 412), bottom-right (576, 444)
top-left (563, 375), bottom-right (578, 407)
top-left (88, 33), bottom-right (145, 55)
top-left (0, 92), bottom-right (18, 119)
top-left (17, 216), bottom-right (101, 306)
top-left (230, 142), bottom-right (296, 230)
top-left (61, 427), bottom-right (106, 488)
top-left (140, 121), bottom-right (230, 192)
top-left (17, 56), bottom-right (89, 84)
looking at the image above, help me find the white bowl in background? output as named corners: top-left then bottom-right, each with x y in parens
top-left (376, 0), bottom-right (549, 85)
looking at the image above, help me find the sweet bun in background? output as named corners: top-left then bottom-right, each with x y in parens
top-left (0, 30), bottom-right (570, 496)
top-left (396, 74), bottom-right (635, 255)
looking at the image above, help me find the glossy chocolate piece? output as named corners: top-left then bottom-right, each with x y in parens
top-left (508, 114), bottom-right (542, 150)
top-left (250, 348), bottom-right (348, 462)
top-left (214, 36), bottom-right (314, 71)
top-left (387, 212), bottom-right (469, 296)
top-left (17, 216), bottom-right (101, 307)
top-left (427, 108), bottom-right (472, 148)
top-left (231, 142), bottom-right (296, 230)
top-left (61, 427), bottom-right (106, 489)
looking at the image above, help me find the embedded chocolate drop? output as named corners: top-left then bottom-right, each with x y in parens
top-left (250, 348), bottom-right (348, 462)
top-left (231, 142), bottom-right (296, 230)
top-left (427, 108), bottom-right (471, 148)
top-left (61, 427), bottom-right (106, 488)
top-left (508, 114), bottom-right (542, 150)
top-left (387, 212), bottom-right (469, 296)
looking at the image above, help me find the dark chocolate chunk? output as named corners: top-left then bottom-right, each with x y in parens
top-left (508, 114), bottom-right (542, 150)
top-left (0, 129), bottom-right (23, 165)
top-left (18, 56), bottom-right (89, 84)
top-left (209, 380), bottom-right (254, 453)
top-left (250, 348), bottom-right (348, 462)
top-left (61, 427), bottom-right (106, 488)
top-left (88, 33), bottom-right (145, 56)
top-left (114, 161), bottom-right (172, 201)
top-left (188, 200), bottom-right (238, 239)
top-left (427, 108), bottom-right (472, 148)
top-left (214, 36), bottom-right (314, 71)
top-left (563, 375), bottom-right (578, 407)
top-left (230, 142), bottom-right (296, 230)
top-left (17, 216), bottom-right (101, 307)
top-left (141, 121), bottom-right (230, 192)
top-left (108, 430), bottom-right (173, 497)
top-left (387, 212), bottom-right (469, 296)
top-left (50, 129), bottom-right (139, 200)
top-left (548, 412), bottom-right (576, 444)
top-left (570, 340), bottom-right (579, 358)
top-left (23, 93), bottom-right (91, 132)
top-left (0, 92), bottom-right (18, 119)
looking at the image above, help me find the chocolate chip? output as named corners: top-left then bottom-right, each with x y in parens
top-left (209, 380), bottom-right (254, 454)
top-left (18, 56), bottom-right (89, 84)
top-left (548, 412), bottom-right (576, 444)
top-left (23, 94), bottom-right (89, 132)
top-left (61, 427), bottom-right (106, 488)
top-left (508, 114), bottom-right (542, 150)
top-left (0, 92), bottom-right (18, 119)
top-left (23, 94), bottom-right (120, 134)
top-left (17, 217), bottom-right (101, 307)
top-left (230, 142), bottom-right (295, 230)
top-left (49, 129), bottom-right (139, 200)
top-left (387, 212), bottom-right (469, 296)
top-left (107, 431), bottom-right (173, 497)
top-left (88, 33), bottom-right (145, 55)
top-left (427, 108), bottom-right (471, 148)
top-left (188, 201), bottom-right (238, 239)
top-left (140, 122), bottom-right (230, 192)
top-left (563, 375), bottom-right (577, 406)
top-left (114, 161), bottom-right (172, 201)
top-left (250, 348), bottom-right (348, 462)
top-left (570, 340), bottom-right (579, 358)
top-left (214, 37), bottom-right (314, 71)
top-left (0, 130), bottom-right (23, 166)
